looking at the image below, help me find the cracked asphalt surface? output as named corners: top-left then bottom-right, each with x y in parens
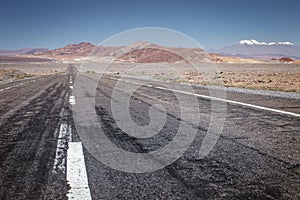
top-left (0, 67), bottom-right (73, 200)
top-left (0, 68), bottom-right (299, 199)
top-left (75, 74), bottom-right (300, 199)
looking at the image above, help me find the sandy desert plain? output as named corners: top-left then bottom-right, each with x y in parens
top-left (2, 61), bottom-right (299, 93)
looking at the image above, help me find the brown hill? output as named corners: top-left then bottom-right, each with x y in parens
top-left (117, 48), bottom-right (183, 63)
top-left (278, 57), bottom-right (294, 63)
top-left (36, 42), bottom-right (96, 60)
top-left (113, 42), bottom-right (207, 63)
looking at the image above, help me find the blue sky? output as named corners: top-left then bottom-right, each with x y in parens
top-left (0, 0), bottom-right (299, 50)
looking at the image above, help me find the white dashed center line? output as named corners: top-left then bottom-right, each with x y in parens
top-left (69, 96), bottom-right (76, 105)
top-left (53, 122), bottom-right (72, 172)
top-left (67, 142), bottom-right (92, 200)
top-left (66, 75), bottom-right (91, 199)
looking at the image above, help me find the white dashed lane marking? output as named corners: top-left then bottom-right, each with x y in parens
top-left (67, 142), bottom-right (92, 200)
top-left (69, 96), bottom-right (76, 105)
top-left (66, 75), bottom-right (91, 199)
top-left (53, 123), bottom-right (72, 173)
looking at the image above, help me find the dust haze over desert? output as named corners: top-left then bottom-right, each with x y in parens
top-left (0, 0), bottom-right (300, 200)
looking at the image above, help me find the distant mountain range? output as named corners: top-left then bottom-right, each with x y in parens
top-left (214, 39), bottom-right (300, 60)
top-left (34, 41), bottom-right (264, 64)
top-left (1, 40), bottom-right (299, 64)
top-left (34, 41), bottom-right (210, 63)
top-left (0, 48), bottom-right (49, 55)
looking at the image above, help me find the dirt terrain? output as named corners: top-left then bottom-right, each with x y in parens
top-left (180, 64), bottom-right (300, 92)
top-left (0, 62), bottom-right (69, 82)
top-left (85, 63), bottom-right (300, 92)
top-left (0, 69), bottom-right (28, 81)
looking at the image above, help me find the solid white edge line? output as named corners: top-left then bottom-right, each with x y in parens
top-left (108, 77), bottom-right (300, 118)
top-left (67, 142), bottom-right (92, 200)
top-left (165, 87), bottom-right (300, 118)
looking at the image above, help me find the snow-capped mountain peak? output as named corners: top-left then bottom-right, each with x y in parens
top-left (239, 39), bottom-right (294, 46)
top-left (277, 42), bottom-right (294, 45)
top-left (216, 39), bottom-right (300, 60)
top-left (239, 39), bottom-right (266, 45)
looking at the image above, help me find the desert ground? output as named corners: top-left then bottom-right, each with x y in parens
top-left (181, 63), bottom-right (300, 92)
top-left (0, 62), bottom-right (68, 82)
top-left (79, 62), bottom-right (300, 92)
top-left (1, 62), bottom-right (300, 92)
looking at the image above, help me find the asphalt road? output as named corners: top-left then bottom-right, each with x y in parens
top-left (0, 67), bottom-right (74, 199)
top-left (0, 68), bottom-right (299, 199)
